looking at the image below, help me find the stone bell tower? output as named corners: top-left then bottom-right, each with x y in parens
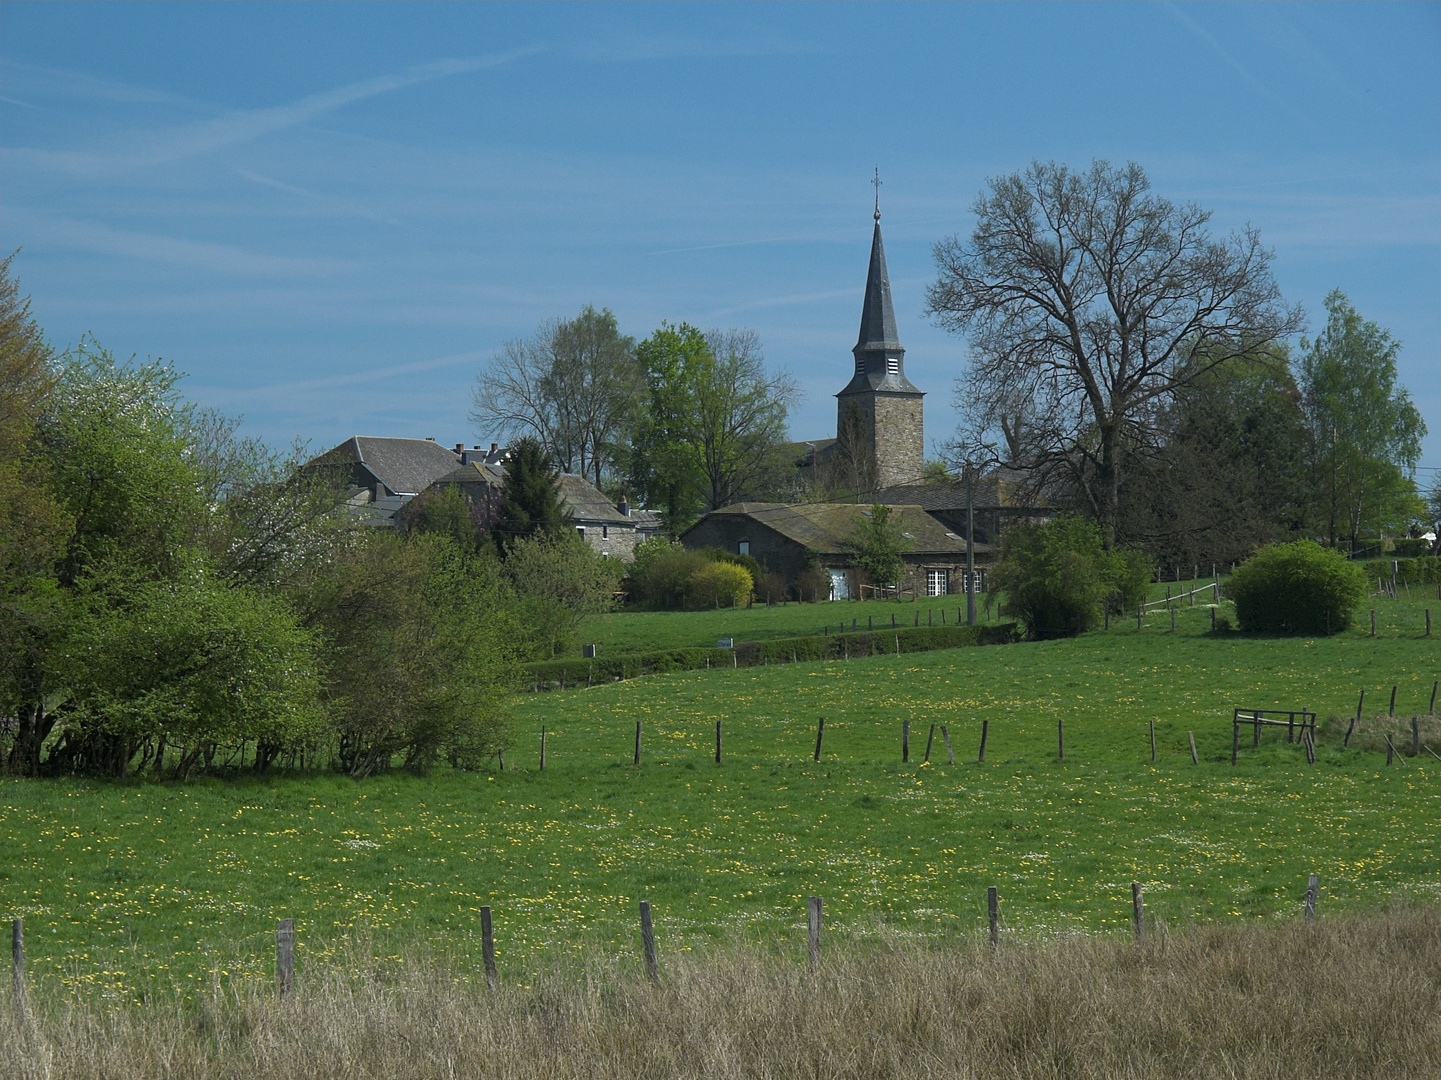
top-left (834, 181), bottom-right (925, 491)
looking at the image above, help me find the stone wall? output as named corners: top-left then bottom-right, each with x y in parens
top-left (576, 521), bottom-right (638, 563)
top-left (836, 390), bottom-right (924, 491)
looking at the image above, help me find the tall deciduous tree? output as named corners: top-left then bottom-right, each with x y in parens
top-left (927, 159), bottom-right (1302, 547)
top-left (630, 323), bottom-right (796, 530)
top-left (470, 306), bottom-right (641, 487)
top-left (1300, 290), bottom-right (1426, 552)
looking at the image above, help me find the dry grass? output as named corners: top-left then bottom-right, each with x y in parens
top-left (1319, 711), bottom-right (1441, 758)
top-left (6, 906), bottom-right (1440, 1079)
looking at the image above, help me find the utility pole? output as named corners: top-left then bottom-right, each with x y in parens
top-left (965, 461), bottom-right (976, 626)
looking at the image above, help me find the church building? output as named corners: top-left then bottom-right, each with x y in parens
top-left (832, 198), bottom-right (926, 490)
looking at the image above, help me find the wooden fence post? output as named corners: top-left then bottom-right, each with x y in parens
top-left (715, 720), bottom-right (722, 764)
top-left (1253, 709), bottom-right (1262, 748)
top-left (1389, 686), bottom-right (1397, 718)
top-left (639, 900), bottom-right (658, 983)
top-left (481, 906), bottom-right (497, 988)
top-left (1211, 607), bottom-right (1216, 632)
top-left (1231, 718), bottom-right (1239, 766)
top-left (902, 719), bottom-right (910, 763)
top-left (978, 719), bottom-right (989, 763)
top-left (1431, 680), bottom-right (1438, 715)
top-left (1386, 734), bottom-right (1395, 766)
top-left (1150, 720), bottom-right (1157, 763)
top-left (1170, 606), bottom-right (1176, 632)
top-left (1131, 883), bottom-right (1145, 940)
top-left (924, 723), bottom-right (935, 763)
top-left (11, 918), bottom-right (22, 1019)
top-left (894, 633), bottom-right (900, 657)
top-left (276, 918), bottom-right (295, 999)
top-left (634, 720), bottom-right (642, 766)
top-left (1370, 610), bottom-right (1376, 636)
top-left (1413, 717), bottom-right (1421, 756)
top-left (1346, 690), bottom-right (1363, 746)
top-left (1427, 609), bottom-right (1432, 637)
top-left (814, 717), bottom-right (824, 762)
top-left (1137, 605), bottom-right (1143, 630)
top-left (1304, 875), bottom-right (1319, 924)
top-left (807, 896), bottom-right (822, 972)
top-left (987, 886), bottom-right (999, 949)
top-left (1057, 718), bottom-right (1064, 761)
top-left (941, 724), bottom-right (955, 765)
top-left (539, 726), bottom-right (546, 771)
top-left (1188, 731), bottom-right (1199, 766)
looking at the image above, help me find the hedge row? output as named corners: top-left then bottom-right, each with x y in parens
top-left (1361, 556), bottom-right (1441, 584)
top-left (518, 622), bottom-right (1021, 691)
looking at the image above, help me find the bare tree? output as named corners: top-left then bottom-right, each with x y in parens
top-left (470, 306), bottom-right (640, 487)
top-left (927, 160), bottom-right (1302, 546)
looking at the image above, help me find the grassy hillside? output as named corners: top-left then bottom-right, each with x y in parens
top-left (576, 595), bottom-right (1004, 654)
top-left (3, 591), bottom-right (1438, 996)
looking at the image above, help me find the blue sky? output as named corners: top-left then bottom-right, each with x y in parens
top-left (3, 1), bottom-right (1439, 470)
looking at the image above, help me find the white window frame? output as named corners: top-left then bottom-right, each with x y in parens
top-left (927, 568), bottom-right (948, 597)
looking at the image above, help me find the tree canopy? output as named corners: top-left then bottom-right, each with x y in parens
top-left (1300, 290), bottom-right (1426, 553)
top-left (927, 159), bottom-right (1302, 547)
top-left (629, 323), bottom-right (796, 531)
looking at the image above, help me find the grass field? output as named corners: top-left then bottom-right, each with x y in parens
top-left (577, 595), bottom-right (1006, 654)
top-left (4, 589), bottom-right (1439, 998)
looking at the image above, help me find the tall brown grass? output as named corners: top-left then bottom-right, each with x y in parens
top-left (7, 906), bottom-right (1440, 1079)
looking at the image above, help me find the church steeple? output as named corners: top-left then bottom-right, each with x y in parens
top-left (832, 180), bottom-right (925, 492)
top-left (839, 212), bottom-right (920, 396)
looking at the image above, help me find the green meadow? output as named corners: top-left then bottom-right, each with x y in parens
top-left (4, 589), bottom-right (1439, 996)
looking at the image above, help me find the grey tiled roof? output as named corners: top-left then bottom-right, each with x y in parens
top-left (316, 437), bottom-right (461, 495)
top-left (685, 502), bottom-right (990, 557)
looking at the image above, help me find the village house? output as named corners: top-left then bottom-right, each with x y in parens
top-left (681, 501), bottom-right (990, 600)
top-left (308, 436), bottom-right (643, 560)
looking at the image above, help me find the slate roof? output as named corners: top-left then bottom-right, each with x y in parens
top-left (871, 471), bottom-right (1054, 512)
top-left (558, 474), bottom-right (632, 526)
top-left (315, 436), bottom-right (462, 496)
top-left (687, 502), bottom-right (990, 557)
top-left (837, 220), bottom-right (922, 397)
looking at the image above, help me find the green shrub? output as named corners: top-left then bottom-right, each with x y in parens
top-left (990, 516), bottom-right (1152, 638)
top-left (626, 539), bottom-right (712, 608)
top-left (689, 562), bottom-right (753, 608)
top-left (1229, 540), bottom-right (1366, 634)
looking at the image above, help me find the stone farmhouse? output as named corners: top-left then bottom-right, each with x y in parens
top-left (681, 501), bottom-right (989, 600)
top-left (308, 436), bottom-right (642, 560)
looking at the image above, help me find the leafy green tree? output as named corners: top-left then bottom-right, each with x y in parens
top-left (0, 258), bottom-right (72, 773)
top-left (630, 323), bottom-right (796, 531)
top-left (399, 484), bottom-right (488, 554)
top-left (991, 516), bottom-right (1150, 637)
top-left (300, 532), bottom-right (523, 777)
top-left (501, 532), bottom-right (622, 655)
top-left (1228, 540), bottom-right (1366, 634)
top-left (843, 504), bottom-right (911, 588)
top-left (492, 435), bottom-right (571, 553)
top-left (1301, 291), bottom-right (1426, 552)
top-left (49, 571), bottom-right (323, 777)
top-left (1117, 346), bottom-right (1313, 567)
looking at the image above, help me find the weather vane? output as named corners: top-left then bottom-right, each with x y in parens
top-left (872, 166), bottom-right (882, 221)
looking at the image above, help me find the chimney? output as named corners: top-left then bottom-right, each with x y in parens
top-left (455, 443), bottom-right (464, 454)
top-left (490, 442), bottom-right (498, 455)
top-left (426, 436), bottom-right (436, 441)
top-left (618, 495), bottom-right (630, 517)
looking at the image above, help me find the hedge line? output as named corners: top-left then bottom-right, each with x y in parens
top-left (518, 622), bottom-right (1021, 691)
top-left (1361, 556), bottom-right (1441, 584)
